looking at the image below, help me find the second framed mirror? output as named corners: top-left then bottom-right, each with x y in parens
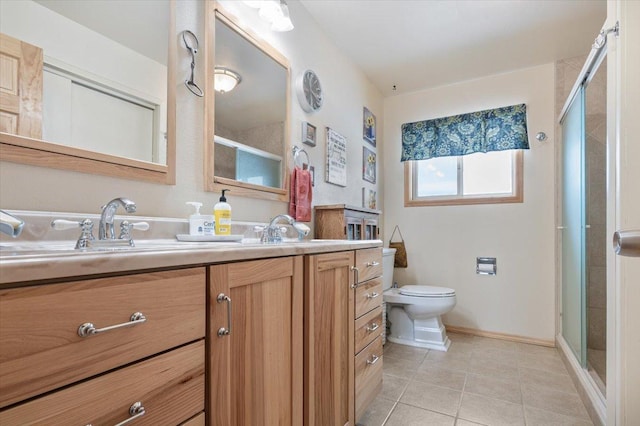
top-left (205, 3), bottom-right (290, 201)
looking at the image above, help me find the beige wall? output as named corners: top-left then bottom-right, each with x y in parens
top-left (382, 64), bottom-right (556, 341)
top-left (0, 0), bottom-right (383, 223)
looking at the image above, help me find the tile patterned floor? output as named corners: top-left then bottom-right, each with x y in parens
top-left (358, 333), bottom-right (594, 426)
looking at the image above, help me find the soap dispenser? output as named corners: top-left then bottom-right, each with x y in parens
top-left (214, 189), bottom-right (232, 235)
top-left (187, 202), bottom-right (214, 236)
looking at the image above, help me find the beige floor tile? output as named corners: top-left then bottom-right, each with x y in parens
top-left (447, 332), bottom-right (476, 345)
top-left (519, 366), bottom-right (577, 394)
top-left (356, 395), bottom-right (396, 426)
top-left (472, 336), bottom-right (519, 352)
top-left (384, 355), bottom-right (423, 379)
top-left (516, 342), bottom-right (559, 357)
top-left (384, 342), bottom-right (429, 363)
top-left (458, 393), bottom-right (525, 426)
top-left (385, 403), bottom-right (455, 426)
top-left (445, 341), bottom-right (475, 356)
top-left (455, 419), bottom-right (487, 426)
top-left (521, 383), bottom-right (591, 420)
top-left (467, 356), bottom-right (520, 380)
top-left (524, 406), bottom-right (594, 426)
top-left (400, 381), bottom-right (462, 416)
top-left (422, 350), bottom-right (471, 372)
top-left (464, 373), bottom-right (522, 404)
top-left (517, 352), bottom-right (569, 375)
top-left (380, 374), bottom-right (409, 402)
top-left (471, 346), bottom-right (520, 367)
top-left (413, 366), bottom-right (467, 391)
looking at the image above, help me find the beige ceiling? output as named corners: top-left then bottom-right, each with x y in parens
top-left (299, 0), bottom-right (607, 96)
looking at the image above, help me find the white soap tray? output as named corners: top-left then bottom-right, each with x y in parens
top-left (176, 234), bottom-right (243, 242)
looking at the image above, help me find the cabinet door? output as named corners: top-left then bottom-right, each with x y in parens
top-left (304, 251), bottom-right (355, 426)
top-left (209, 257), bottom-right (303, 426)
top-left (363, 219), bottom-right (378, 240)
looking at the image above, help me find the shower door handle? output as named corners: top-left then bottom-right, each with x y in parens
top-left (613, 229), bottom-right (640, 257)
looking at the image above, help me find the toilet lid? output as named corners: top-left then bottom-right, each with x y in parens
top-left (399, 285), bottom-right (455, 297)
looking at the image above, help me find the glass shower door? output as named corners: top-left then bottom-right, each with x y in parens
top-left (561, 87), bottom-right (587, 367)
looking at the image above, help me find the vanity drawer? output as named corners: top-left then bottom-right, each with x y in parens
top-left (355, 277), bottom-right (382, 318)
top-left (0, 340), bottom-right (205, 425)
top-left (355, 306), bottom-right (382, 354)
top-left (355, 336), bottom-right (383, 421)
top-left (355, 247), bottom-right (382, 283)
top-left (0, 267), bottom-right (206, 408)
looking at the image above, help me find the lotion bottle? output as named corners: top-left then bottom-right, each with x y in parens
top-left (214, 189), bottom-right (232, 235)
top-left (187, 202), bottom-right (215, 236)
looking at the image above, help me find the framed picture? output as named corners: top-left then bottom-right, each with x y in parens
top-left (309, 165), bottom-right (315, 187)
top-left (361, 187), bottom-right (377, 209)
top-left (363, 146), bottom-right (376, 184)
top-left (363, 107), bottom-right (376, 146)
top-left (326, 127), bottom-right (347, 187)
top-left (302, 122), bottom-right (316, 147)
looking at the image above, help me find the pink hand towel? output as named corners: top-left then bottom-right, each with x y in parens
top-left (289, 166), bottom-right (312, 222)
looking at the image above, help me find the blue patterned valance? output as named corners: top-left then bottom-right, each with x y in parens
top-left (401, 104), bottom-right (529, 161)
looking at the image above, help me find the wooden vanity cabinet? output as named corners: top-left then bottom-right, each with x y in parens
top-left (314, 204), bottom-right (381, 241)
top-left (0, 268), bottom-right (206, 425)
top-left (208, 256), bottom-right (303, 426)
top-left (304, 251), bottom-right (355, 426)
top-left (353, 248), bottom-right (384, 421)
top-left (304, 247), bottom-right (383, 426)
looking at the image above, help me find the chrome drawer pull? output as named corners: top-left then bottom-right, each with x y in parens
top-left (350, 266), bottom-right (360, 289)
top-left (365, 261), bottom-right (380, 267)
top-left (366, 292), bottom-right (380, 299)
top-left (86, 402), bottom-right (145, 426)
top-left (366, 323), bottom-right (379, 332)
top-left (114, 401), bottom-right (146, 426)
top-left (217, 293), bottom-right (232, 337)
top-left (366, 354), bottom-right (380, 365)
top-left (78, 312), bottom-right (146, 338)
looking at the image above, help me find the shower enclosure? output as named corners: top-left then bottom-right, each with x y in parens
top-left (559, 28), bottom-right (609, 397)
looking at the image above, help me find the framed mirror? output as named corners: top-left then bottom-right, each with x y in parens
top-left (205, 4), bottom-right (290, 201)
top-left (0, 0), bottom-right (176, 184)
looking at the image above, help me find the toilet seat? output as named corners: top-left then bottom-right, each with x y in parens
top-left (399, 285), bottom-right (455, 297)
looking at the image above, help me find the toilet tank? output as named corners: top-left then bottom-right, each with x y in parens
top-left (382, 248), bottom-right (396, 291)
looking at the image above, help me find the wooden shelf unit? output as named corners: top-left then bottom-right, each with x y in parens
top-left (314, 204), bottom-right (381, 241)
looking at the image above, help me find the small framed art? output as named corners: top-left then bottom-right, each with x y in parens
top-left (302, 122), bottom-right (317, 147)
top-left (362, 188), bottom-right (377, 209)
top-left (363, 107), bottom-right (376, 146)
top-left (326, 127), bottom-right (347, 187)
top-left (363, 146), bottom-right (376, 184)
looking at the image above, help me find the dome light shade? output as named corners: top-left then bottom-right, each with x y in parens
top-left (214, 67), bottom-right (242, 93)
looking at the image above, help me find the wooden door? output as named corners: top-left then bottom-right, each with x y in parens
top-left (304, 251), bottom-right (355, 426)
top-left (208, 257), bottom-right (303, 426)
top-left (0, 33), bottom-right (42, 138)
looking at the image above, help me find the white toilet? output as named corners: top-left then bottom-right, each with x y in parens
top-left (382, 248), bottom-right (457, 351)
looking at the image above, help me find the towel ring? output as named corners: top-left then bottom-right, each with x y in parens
top-left (293, 146), bottom-right (310, 170)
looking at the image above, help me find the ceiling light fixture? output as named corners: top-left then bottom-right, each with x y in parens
top-left (214, 67), bottom-right (242, 93)
top-left (243, 0), bottom-right (294, 32)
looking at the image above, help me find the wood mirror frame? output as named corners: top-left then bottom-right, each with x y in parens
top-left (205, 2), bottom-right (291, 202)
top-left (0, 0), bottom-right (176, 185)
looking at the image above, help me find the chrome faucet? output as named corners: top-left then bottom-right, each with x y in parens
top-left (261, 214), bottom-right (310, 243)
top-left (0, 210), bottom-right (24, 238)
top-left (99, 198), bottom-right (137, 240)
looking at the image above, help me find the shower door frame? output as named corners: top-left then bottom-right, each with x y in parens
top-left (556, 22), bottom-right (612, 424)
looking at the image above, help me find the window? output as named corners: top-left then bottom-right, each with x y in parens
top-left (405, 150), bottom-right (523, 206)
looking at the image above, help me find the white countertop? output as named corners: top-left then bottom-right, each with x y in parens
top-left (0, 238), bottom-right (382, 287)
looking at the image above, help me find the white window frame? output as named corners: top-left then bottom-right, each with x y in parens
top-left (404, 150), bottom-right (524, 207)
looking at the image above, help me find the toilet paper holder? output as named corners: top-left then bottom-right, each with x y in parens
top-left (476, 257), bottom-right (497, 275)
